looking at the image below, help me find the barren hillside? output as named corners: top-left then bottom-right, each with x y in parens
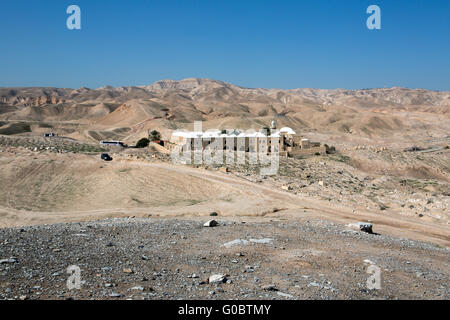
top-left (0, 80), bottom-right (448, 300)
top-left (1, 79), bottom-right (449, 146)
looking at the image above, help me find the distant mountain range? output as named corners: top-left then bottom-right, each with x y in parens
top-left (0, 78), bottom-right (449, 143)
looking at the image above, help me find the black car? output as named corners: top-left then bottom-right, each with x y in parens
top-left (101, 153), bottom-right (112, 161)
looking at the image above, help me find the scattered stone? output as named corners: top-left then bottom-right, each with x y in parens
top-left (277, 291), bottom-right (294, 299)
top-left (223, 239), bottom-right (249, 248)
top-left (223, 238), bottom-right (273, 248)
top-left (307, 281), bottom-right (321, 288)
top-left (244, 265), bottom-right (255, 273)
top-left (0, 257), bottom-right (18, 264)
top-left (249, 238), bottom-right (274, 244)
top-left (263, 285), bottom-right (278, 291)
top-left (109, 292), bottom-right (123, 298)
top-left (130, 286), bottom-right (144, 291)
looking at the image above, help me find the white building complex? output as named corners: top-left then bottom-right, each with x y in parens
top-left (168, 122), bottom-right (326, 157)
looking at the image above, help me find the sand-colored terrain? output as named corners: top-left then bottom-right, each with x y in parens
top-left (0, 79), bottom-right (449, 300)
top-left (1, 79), bottom-right (449, 146)
top-left (0, 147), bottom-right (448, 248)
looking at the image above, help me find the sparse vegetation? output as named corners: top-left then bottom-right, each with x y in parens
top-left (340, 124), bottom-right (350, 133)
top-left (261, 126), bottom-right (271, 135)
top-left (0, 122), bottom-right (31, 135)
top-left (0, 135), bottom-right (107, 153)
top-left (136, 137), bottom-right (150, 148)
top-left (38, 123), bottom-right (53, 128)
top-left (149, 130), bottom-right (161, 142)
top-left (324, 144), bottom-right (336, 154)
top-left (330, 155), bottom-right (351, 163)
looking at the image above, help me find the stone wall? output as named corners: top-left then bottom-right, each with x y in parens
top-left (289, 145), bottom-right (327, 157)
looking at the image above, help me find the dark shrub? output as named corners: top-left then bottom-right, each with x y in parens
top-left (136, 137), bottom-right (150, 148)
top-left (149, 130), bottom-right (161, 141)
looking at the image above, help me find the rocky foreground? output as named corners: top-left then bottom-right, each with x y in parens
top-left (0, 217), bottom-right (448, 300)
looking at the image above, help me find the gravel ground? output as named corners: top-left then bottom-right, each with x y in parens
top-left (0, 217), bottom-right (448, 300)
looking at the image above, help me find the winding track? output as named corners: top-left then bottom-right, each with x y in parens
top-left (1, 158), bottom-right (448, 247)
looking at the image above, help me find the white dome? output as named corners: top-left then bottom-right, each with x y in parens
top-left (279, 127), bottom-right (296, 135)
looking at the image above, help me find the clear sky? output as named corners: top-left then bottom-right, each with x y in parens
top-left (0, 0), bottom-right (449, 90)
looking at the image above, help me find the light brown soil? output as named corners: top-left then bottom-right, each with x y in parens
top-left (0, 148), bottom-right (448, 248)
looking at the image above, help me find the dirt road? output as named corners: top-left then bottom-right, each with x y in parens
top-left (0, 152), bottom-right (448, 247)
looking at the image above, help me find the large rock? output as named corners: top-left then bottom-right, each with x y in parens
top-left (208, 274), bottom-right (226, 284)
top-left (203, 220), bottom-right (219, 227)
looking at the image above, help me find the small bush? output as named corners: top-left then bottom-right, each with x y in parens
top-left (149, 130), bottom-right (161, 141)
top-left (325, 144), bottom-right (336, 154)
top-left (136, 138), bottom-right (150, 148)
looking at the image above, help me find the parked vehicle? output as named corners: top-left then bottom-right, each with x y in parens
top-left (100, 153), bottom-right (112, 161)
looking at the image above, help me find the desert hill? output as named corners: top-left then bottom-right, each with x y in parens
top-left (0, 79), bottom-right (449, 145)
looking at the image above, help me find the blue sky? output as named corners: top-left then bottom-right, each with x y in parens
top-left (0, 0), bottom-right (449, 90)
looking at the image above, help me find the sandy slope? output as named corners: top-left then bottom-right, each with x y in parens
top-left (0, 150), bottom-right (448, 247)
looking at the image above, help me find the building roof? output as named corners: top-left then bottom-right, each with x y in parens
top-left (172, 129), bottom-right (287, 139)
top-left (279, 127), bottom-right (296, 135)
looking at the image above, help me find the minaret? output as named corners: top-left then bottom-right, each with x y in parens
top-left (271, 120), bottom-right (276, 130)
